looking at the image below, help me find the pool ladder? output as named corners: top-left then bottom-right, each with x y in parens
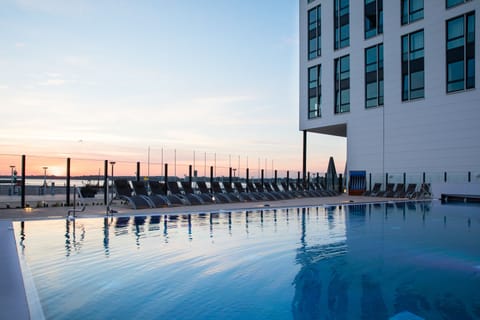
top-left (66, 185), bottom-right (86, 220)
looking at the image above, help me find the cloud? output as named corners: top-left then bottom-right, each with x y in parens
top-left (64, 56), bottom-right (90, 67)
top-left (15, 42), bottom-right (26, 48)
top-left (192, 95), bottom-right (255, 105)
top-left (12, 0), bottom-right (90, 15)
top-left (38, 79), bottom-right (66, 86)
top-left (45, 72), bottom-right (61, 78)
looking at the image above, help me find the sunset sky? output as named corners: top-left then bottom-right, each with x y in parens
top-left (0, 0), bottom-right (346, 176)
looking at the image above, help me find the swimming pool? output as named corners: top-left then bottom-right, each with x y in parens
top-left (14, 201), bottom-right (480, 319)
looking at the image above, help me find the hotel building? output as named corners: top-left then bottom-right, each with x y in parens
top-left (299, 0), bottom-right (480, 194)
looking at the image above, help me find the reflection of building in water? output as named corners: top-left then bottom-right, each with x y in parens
top-left (291, 202), bottom-right (478, 319)
top-left (292, 207), bottom-right (348, 320)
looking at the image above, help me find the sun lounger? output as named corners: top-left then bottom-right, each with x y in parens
top-left (405, 183), bottom-right (417, 199)
top-left (263, 182), bottom-right (290, 199)
top-left (182, 182), bottom-right (214, 204)
top-left (295, 182), bottom-right (320, 197)
top-left (234, 182), bottom-right (258, 201)
top-left (246, 182), bottom-right (269, 200)
top-left (253, 182), bottom-right (279, 200)
top-left (314, 182), bottom-right (338, 196)
top-left (307, 182), bottom-right (329, 197)
top-left (270, 182), bottom-right (295, 199)
top-left (364, 183), bottom-right (381, 196)
top-left (222, 182), bottom-right (249, 202)
top-left (167, 181), bottom-right (199, 205)
top-left (415, 183), bottom-right (432, 199)
top-left (180, 181), bottom-right (207, 205)
top-left (377, 183), bottom-right (394, 197)
top-left (393, 183), bottom-right (406, 198)
top-left (131, 180), bottom-right (170, 207)
top-left (289, 182), bottom-right (311, 197)
top-left (149, 181), bottom-right (184, 206)
top-left (197, 181), bottom-right (218, 203)
top-left (280, 181), bottom-right (302, 198)
top-left (212, 181), bottom-right (242, 202)
top-left (113, 179), bottom-right (153, 209)
top-left (386, 183), bottom-right (405, 198)
top-left (196, 181), bottom-right (229, 203)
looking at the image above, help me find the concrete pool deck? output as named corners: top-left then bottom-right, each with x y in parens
top-left (0, 194), bottom-right (414, 320)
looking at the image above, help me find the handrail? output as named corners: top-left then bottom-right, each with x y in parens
top-left (66, 185), bottom-right (86, 220)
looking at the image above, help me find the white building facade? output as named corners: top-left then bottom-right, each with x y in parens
top-left (299, 0), bottom-right (480, 192)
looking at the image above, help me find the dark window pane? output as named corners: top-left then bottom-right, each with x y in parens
top-left (446, 0), bottom-right (464, 8)
top-left (401, 0), bottom-right (408, 25)
top-left (467, 58), bottom-right (475, 89)
top-left (446, 12), bottom-right (475, 92)
top-left (335, 0), bottom-right (349, 49)
top-left (403, 30), bottom-right (424, 100)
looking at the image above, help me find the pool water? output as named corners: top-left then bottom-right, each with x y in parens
top-left (15, 202), bottom-right (480, 319)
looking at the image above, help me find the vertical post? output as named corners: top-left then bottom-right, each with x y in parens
top-left (261, 169), bottom-right (264, 186)
top-left (189, 165), bottom-right (192, 185)
top-left (21, 155), bottom-right (26, 208)
top-left (369, 173), bottom-right (372, 192)
top-left (66, 158), bottom-right (71, 206)
top-left (444, 171), bottom-right (447, 183)
top-left (385, 173), bottom-right (389, 186)
top-left (286, 171), bottom-right (290, 190)
top-left (229, 167), bottom-right (232, 185)
top-left (210, 166), bottom-right (214, 193)
top-left (468, 171), bottom-right (471, 183)
top-left (274, 170), bottom-right (278, 185)
top-left (164, 163), bottom-right (168, 195)
top-left (246, 168), bottom-right (250, 191)
top-left (403, 172), bottom-right (406, 187)
top-left (422, 172), bottom-right (426, 184)
top-left (136, 162), bottom-right (140, 182)
top-left (109, 161), bottom-right (116, 205)
top-left (104, 160), bottom-right (108, 205)
top-left (338, 174), bottom-right (343, 194)
top-left (302, 130), bottom-right (307, 183)
top-left (297, 171), bottom-right (300, 185)
top-left (317, 172), bottom-right (320, 184)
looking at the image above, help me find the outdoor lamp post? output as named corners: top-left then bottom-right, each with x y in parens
top-left (9, 165), bottom-right (15, 195)
top-left (42, 166), bottom-right (48, 195)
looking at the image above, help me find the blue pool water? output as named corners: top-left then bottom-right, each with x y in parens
top-left (14, 201), bottom-right (480, 319)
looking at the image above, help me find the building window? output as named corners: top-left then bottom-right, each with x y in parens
top-left (365, 0), bottom-right (383, 39)
top-left (447, 12), bottom-right (475, 93)
top-left (334, 0), bottom-right (349, 50)
top-left (446, 0), bottom-right (471, 8)
top-left (308, 5), bottom-right (321, 60)
top-left (402, 30), bottom-right (424, 101)
top-left (335, 55), bottom-right (350, 113)
top-left (401, 0), bottom-right (424, 25)
top-left (365, 44), bottom-right (384, 108)
top-left (308, 65), bottom-right (321, 118)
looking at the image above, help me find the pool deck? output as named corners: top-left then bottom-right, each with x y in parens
top-left (0, 194), bottom-right (409, 320)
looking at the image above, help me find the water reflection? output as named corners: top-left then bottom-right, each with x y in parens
top-left (103, 217), bottom-right (111, 256)
top-left (19, 221), bottom-right (25, 254)
top-left (133, 216), bottom-right (146, 248)
top-left (16, 201), bottom-right (480, 319)
top-left (65, 220), bottom-right (85, 257)
top-left (292, 207), bottom-right (348, 320)
top-left (291, 202), bottom-right (479, 319)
